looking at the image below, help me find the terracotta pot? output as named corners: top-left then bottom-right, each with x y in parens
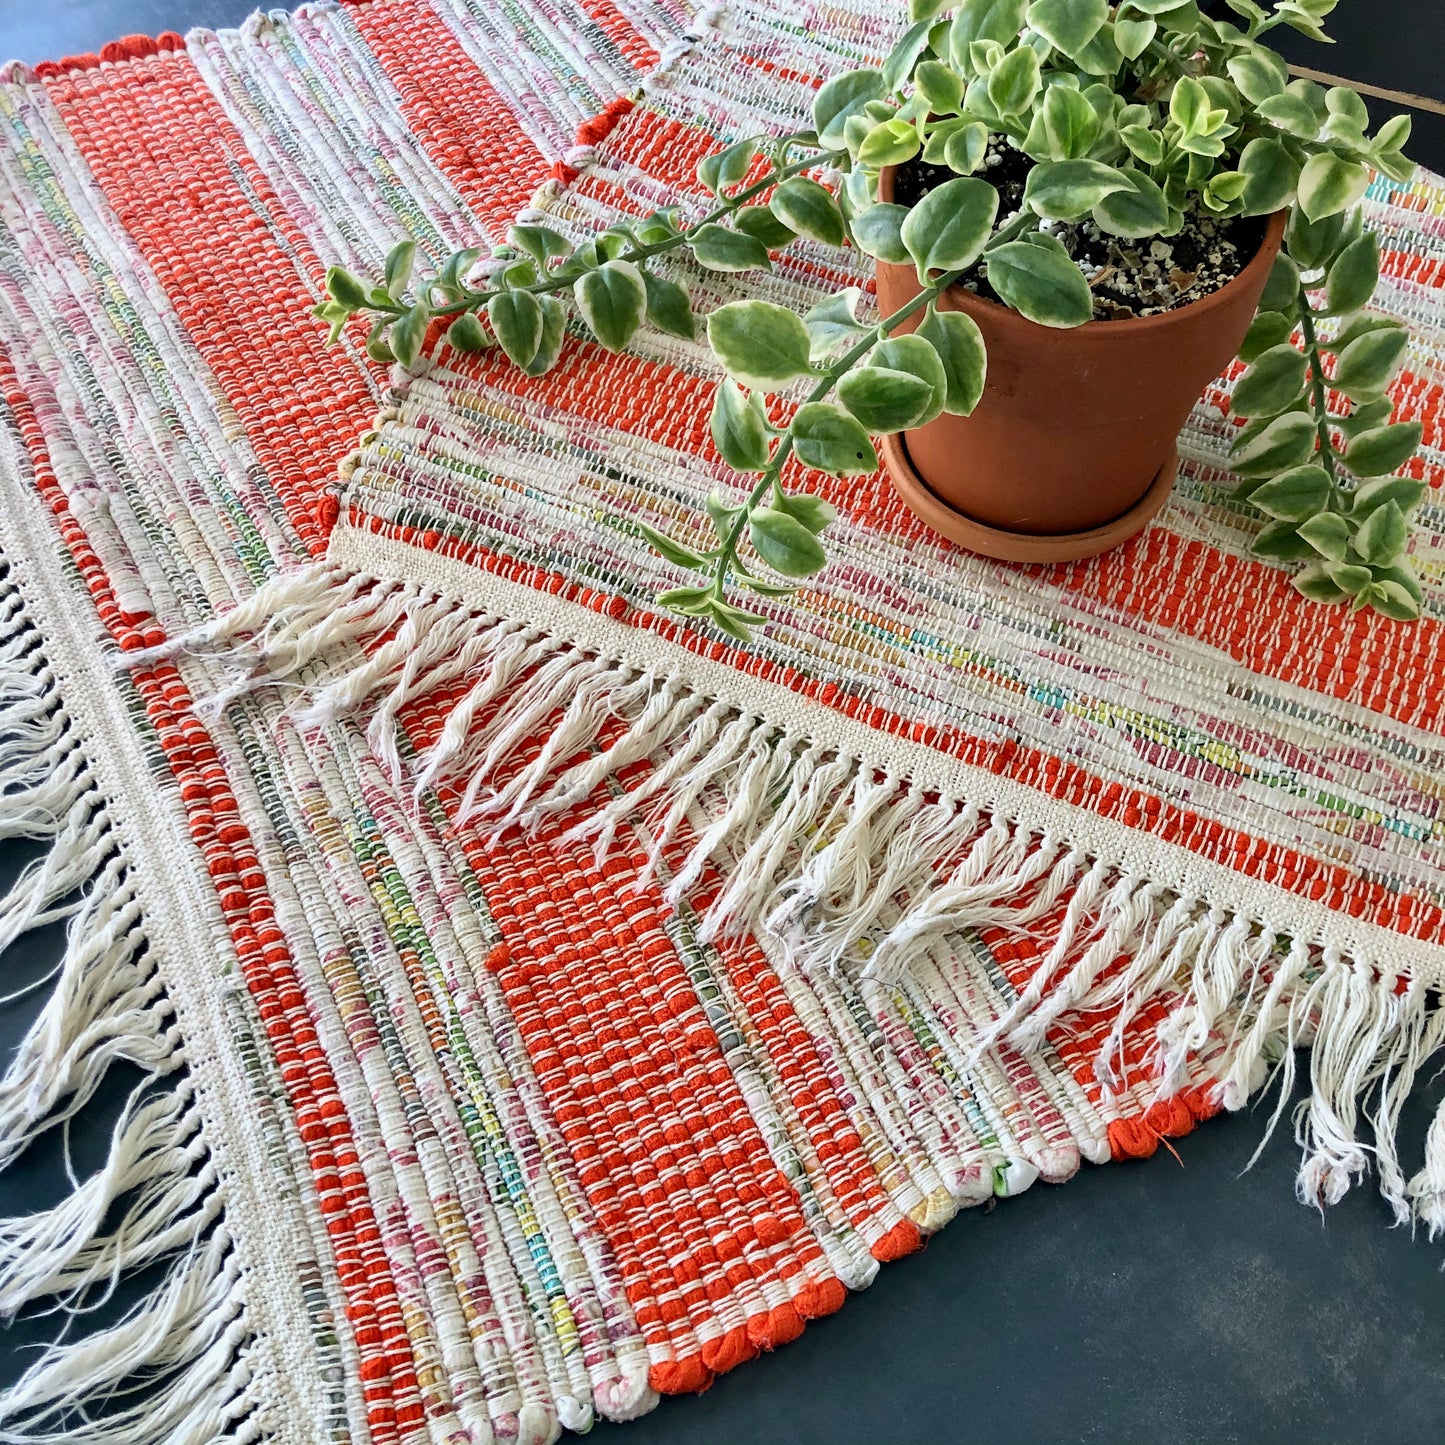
top-left (874, 165), bottom-right (1287, 560)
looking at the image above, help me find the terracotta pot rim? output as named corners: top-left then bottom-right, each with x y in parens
top-left (877, 164), bottom-right (1287, 339)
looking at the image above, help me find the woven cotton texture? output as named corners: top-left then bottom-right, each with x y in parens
top-left (0, 1), bottom-right (1442, 1442)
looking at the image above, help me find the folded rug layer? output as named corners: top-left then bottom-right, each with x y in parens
top-left (0, 1), bottom-right (1441, 1442)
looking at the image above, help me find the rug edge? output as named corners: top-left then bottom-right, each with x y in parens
top-left (328, 522), bottom-right (1445, 980)
top-left (0, 406), bottom-right (329, 1443)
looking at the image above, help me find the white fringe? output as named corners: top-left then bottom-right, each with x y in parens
top-left (0, 561), bottom-right (255, 1443)
top-left (139, 561), bottom-right (1445, 1237)
top-left (0, 862), bottom-right (173, 1171)
top-left (0, 1232), bottom-right (253, 1445)
top-left (1407, 1063), bottom-right (1445, 1239)
top-left (0, 1082), bottom-right (205, 1315)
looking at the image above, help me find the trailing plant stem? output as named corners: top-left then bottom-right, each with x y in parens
top-left (384, 149), bottom-right (822, 326)
top-left (709, 209), bottom-right (1038, 600)
top-left (1297, 296), bottom-right (1342, 494)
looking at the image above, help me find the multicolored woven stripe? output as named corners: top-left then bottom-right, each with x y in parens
top-left (0, 2), bottom-right (1441, 1443)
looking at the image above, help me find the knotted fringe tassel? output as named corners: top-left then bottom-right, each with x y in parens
top-left (132, 562), bottom-right (1445, 1233)
top-left (0, 558), bottom-right (259, 1442)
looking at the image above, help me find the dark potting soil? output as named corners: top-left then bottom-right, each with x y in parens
top-left (893, 140), bottom-right (1266, 321)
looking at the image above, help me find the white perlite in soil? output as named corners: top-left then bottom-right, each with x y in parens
top-left (895, 138), bottom-right (1266, 321)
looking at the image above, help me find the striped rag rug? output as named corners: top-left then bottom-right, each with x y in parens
top-left (0, 0), bottom-right (1442, 1440)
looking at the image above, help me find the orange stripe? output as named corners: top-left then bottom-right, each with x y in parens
top-left (347, 0), bottom-right (553, 234)
top-left (735, 51), bottom-right (826, 89)
top-left (599, 110), bottom-right (721, 191)
top-left (1053, 526), bottom-right (1445, 733)
top-left (400, 675), bottom-right (898, 1268)
top-left (577, 0), bottom-right (663, 71)
top-left (404, 726), bottom-right (843, 1393)
top-left (1384, 240), bottom-right (1444, 289)
top-left (460, 336), bottom-right (716, 456)
top-left (43, 50), bottom-right (381, 557)
top-left (984, 926), bottom-right (1220, 1161)
top-left (30, 29), bottom-right (187, 77)
top-left (640, 818), bottom-right (922, 1260)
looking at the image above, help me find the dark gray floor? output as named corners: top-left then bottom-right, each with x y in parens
top-left (1266, 1), bottom-right (1444, 170)
top-left (0, 0), bottom-right (257, 63)
top-left (3, 4), bottom-right (1445, 1443)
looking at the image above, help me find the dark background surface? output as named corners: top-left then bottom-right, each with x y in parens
top-left (2, 3), bottom-right (1444, 1443)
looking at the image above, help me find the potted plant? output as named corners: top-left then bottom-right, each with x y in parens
top-left (318, 0), bottom-right (1425, 633)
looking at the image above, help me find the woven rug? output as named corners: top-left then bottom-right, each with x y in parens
top-left (0, 0), bottom-right (1442, 1440)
